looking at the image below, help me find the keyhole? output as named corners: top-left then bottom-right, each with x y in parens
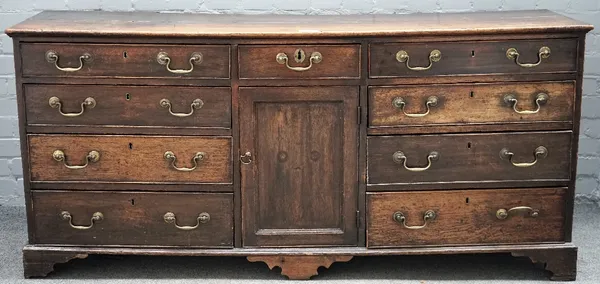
top-left (131, 199), bottom-right (135, 205)
top-left (297, 52), bottom-right (302, 60)
top-left (471, 50), bottom-right (475, 57)
top-left (466, 197), bottom-right (470, 204)
top-left (467, 142), bottom-right (472, 149)
top-left (129, 143), bottom-right (133, 150)
top-left (126, 93), bottom-right (131, 100)
top-left (123, 51), bottom-right (128, 58)
top-left (470, 91), bottom-right (474, 98)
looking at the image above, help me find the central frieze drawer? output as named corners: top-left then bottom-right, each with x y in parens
top-left (28, 135), bottom-right (232, 183)
top-left (238, 45), bottom-right (360, 79)
top-left (370, 39), bottom-right (577, 78)
top-left (367, 188), bottom-right (566, 247)
top-left (31, 191), bottom-right (233, 247)
top-left (367, 131), bottom-right (571, 185)
top-left (20, 43), bottom-right (230, 78)
top-left (25, 85), bottom-right (231, 128)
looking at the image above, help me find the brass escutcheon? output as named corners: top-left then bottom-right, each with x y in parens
top-left (276, 50), bottom-right (322, 71)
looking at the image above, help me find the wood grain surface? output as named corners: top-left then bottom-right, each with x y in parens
top-left (29, 135), bottom-right (232, 183)
top-left (367, 188), bottom-right (566, 247)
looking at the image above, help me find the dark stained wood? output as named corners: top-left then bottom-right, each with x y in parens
top-left (367, 122), bottom-right (573, 136)
top-left (25, 85), bottom-right (231, 128)
top-left (31, 191), bottom-right (233, 247)
top-left (367, 188), bottom-right (566, 247)
top-left (370, 39), bottom-right (578, 78)
top-left (23, 249), bottom-right (88, 278)
top-left (238, 45), bottom-right (360, 79)
top-left (20, 43), bottom-right (230, 78)
top-left (28, 135), bottom-right (232, 183)
top-left (369, 81), bottom-right (575, 128)
top-left (29, 183), bottom-right (232, 192)
top-left (367, 131), bottom-right (572, 185)
top-left (247, 255), bottom-right (353, 280)
top-left (231, 44), bottom-right (242, 248)
top-left (5, 10), bottom-right (592, 38)
top-left (240, 87), bottom-right (358, 247)
top-left (512, 247), bottom-right (577, 281)
top-left (26, 125), bottom-right (231, 136)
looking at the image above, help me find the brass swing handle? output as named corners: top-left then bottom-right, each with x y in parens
top-left (506, 46), bottom-right (551, 68)
top-left (164, 212), bottom-right (210, 230)
top-left (396, 49), bottom-right (442, 71)
top-left (61, 211), bottom-right (103, 230)
top-left (48, 96), bottom-right (96, 117)
top-left (45, 50), bottom-right (92, 72)
top-left (504, 93), bottom-right (549, 115)
top-left (160, 98), bottom-right (204, 117)
top-left (52, 150), bottom-right (100, 170)
top-left (164, 151), bottom-right (206, 172)
top-left (499, 146), bottom-right (548, 168)
top-left (393, 151), bottom-right (439, 172)
top-left (276, 52), bottom-right (323, 71)
top-left (496, 206), bottom-right (539, 220)
top-left (240, 151), bottom-right (253, 165)
top-left (393, 210), bottom-right (436, 230)
top-left (157, 52), bottom-right (203, 74)
top-left (392, 96), bottom-right (438, 117)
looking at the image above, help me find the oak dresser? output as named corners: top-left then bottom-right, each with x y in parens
top-left (5, 10), bottom-right (593, 280)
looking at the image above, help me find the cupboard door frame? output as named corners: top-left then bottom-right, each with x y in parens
top-left (240, 86), bottom-right (359, 247)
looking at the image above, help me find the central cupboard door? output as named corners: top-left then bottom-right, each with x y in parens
top-left (240, 87), bottom-right (359, 247)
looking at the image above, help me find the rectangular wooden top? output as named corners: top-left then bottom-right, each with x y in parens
top-left (5, 9), bottom-right (593, 38)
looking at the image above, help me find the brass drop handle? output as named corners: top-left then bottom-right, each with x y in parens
top-left (52, 150), bottom-right (100, 170)
top-left (499, 146), bottom-right (548, 168)
top-left (164, 212), bottom-right (210, 230)
top-left (506, 46), bottom-right (551, 68)
top-left (156, 52), bottom-right (203, 74)
top-left (393, 151), bottom-right (439, 172)
top-left (393, 210), bottom-right (436, 230)
top-left (276, 51), bottom-right (322, 72)
top-left (396, 49), bottom-right (441, 71)
top-left (496, 207), bottom-right (539, 220)
top-left (240, 151), bottom-right (253, 165)
top-left (60, 211), bottom-right (103, 230)
top-left (48, 96), bottom-right (96, 117)
top-left (503, 93), bottom-right (549, 114)
top-left (45, 50), bottom-right (92, 72)
top-left (164, 151), bottom-right (206, 172)
top-left (160, 98), bottom-right (204, 117)
top-left (392, 96), bottom-right (438, 117)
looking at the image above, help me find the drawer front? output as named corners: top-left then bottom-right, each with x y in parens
top-left (367, 188), bottom-right (566, 247)
top-left (238, 45), bottom-right (360, 79)
top-left (25, 85), bottom-right (231, 128)
top-left (21, 43), bottom-right (230, 78)
top-left (367, 132), bottom-right (571, 185)
top-left (32, 191), bottom-right (233, 247)
top-left (29, 135), bottom-right (232, 183)
top-left (370, 39), bottom-right (577, 78)
top-left (369, 82), bottom-right (574, 128)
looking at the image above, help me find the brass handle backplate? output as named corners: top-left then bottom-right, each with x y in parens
top-left (52, 150), bottom-right (100, 169)
top-left (396, 49), bottom-right (441, 71)
top-left (496, 206), bottom-right (539, 220)
top-left (160, 98), bottom-right (204, 117)
top-left (164, 151), bottom-right (206, 172)
top-left (240, 151), bottom-right (253, 165)
top-left (276, 50), bottom-right (322, 72)
top-left (503, 93), bottom-right (549, 114)
top-left (164, 212), bottom-right (210, 230)
top-left (157, 52), bottom-right (203, 74)
top-left (392, 210), bottom-right (436, 230)
top-left (61, 211), bottom-right (103, 230)
top-left (393, 151), bottom-right (439, 172)
top-left (392, 96), bottom-right (438, 117)
top-left (506, 46), bottom-right (551, 68)
top-left (49, 96), bottom-right (96, 117)
top-left (499, 146), bottom-right (548, 168)
top-left (46, 50), bottom-right (92, 72)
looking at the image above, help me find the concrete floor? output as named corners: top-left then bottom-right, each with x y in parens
top-left (1, 204), bottom-right (599, 284)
